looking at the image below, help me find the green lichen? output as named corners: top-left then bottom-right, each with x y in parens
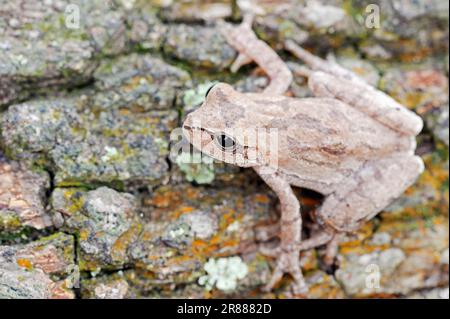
top-left (62, 189), bottom-right (86, 214)
top-left (0, 211), bottom-right (22, 232)
top-left (176, 152), bottom-right (215, 184)
top-left (182, 81), bottom-right (217, 111)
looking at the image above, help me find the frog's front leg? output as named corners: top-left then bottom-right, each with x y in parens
top-left (285, 40), bottom-right (423, 136)
top-left (219, 15), bottom-right (293, 95)
top-left (254, 167), bottom-right (307, 294)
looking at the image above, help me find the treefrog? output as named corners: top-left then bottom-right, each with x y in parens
top-left (182, 16), bottom-right (424, 294)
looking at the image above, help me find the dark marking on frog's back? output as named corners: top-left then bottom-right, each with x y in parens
top-left (287, 136), bottom-right (349, 162)
top-left (319, 144), bottom-right (347, 156)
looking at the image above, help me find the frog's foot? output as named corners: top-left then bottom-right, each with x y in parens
top-left (219, 13), bottom-right (253, 71)
top-left (262, 247), bottom-right (307, 295)
top-left (222, 14), bottom-right (255, 73)
top-left (219, 14), bottom-right (292, 95)
top-left (259, 234), bottom-right (337, 293)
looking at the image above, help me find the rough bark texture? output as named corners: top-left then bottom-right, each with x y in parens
top-left (0, 0), bottom-right (448, 299)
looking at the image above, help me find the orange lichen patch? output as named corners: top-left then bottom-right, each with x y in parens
top-left (139, 229), bottom-right (155, 242)
top-left (190, 234), bottom-right (241, 259)
top-left (404, 92), bottom-right (428, 109)
top-left (254, 194), bottom-right (270, 204)
top-left (147, 189), bottom-right (182, 208)
top-left (308, 281), bottom-right (345, 299)
top-left (163, 254), bottom-right (197, 270)
top-left (179, 206), bottom-right (194, 214)
top-left (219, 209), bottom-right (241, 230)
top-left (111, 224), bottom-right (142, 262)
top-left (339, 244), bottom-right (385, 255)
top-left (172, 206), bottom-right (195, 219)
top-left (16, 258), bottom-right (33, 270)
top-left (18, 246), bottom-right (67, 274)
top-left (185, 187), bottom-right (201, 200)
top-left (299, 196), bottom-right (321, 207)
top-left (190, 238), bottom-right (217, 257)
top-left (300, 250), bottom-right (318, 271)
top-left (216, 239), bottom-right (240, 252)
top-left (432, 215), bottom-right (448, 226)
top-left (422, 156), bottom-right (449, 190)
top-left (204, 291), bottom-right (213, 299)
top-left (191, 239), bottom-right (209, 250)
top-left (338, 223), bottom-right (380, 254)
top-left (208, 235), bottom-right (221, 246)
top-left (146, 254), bottom-right (162, 261)
top-left (340, 222), bottom-right (375, 244)
top-left (379, 215), bottom-right (447, 235)
top-left (398, 42), bottom-right (432, 63)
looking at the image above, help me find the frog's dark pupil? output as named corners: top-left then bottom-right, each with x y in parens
top-left (216, 134), bottom-right (235, 150)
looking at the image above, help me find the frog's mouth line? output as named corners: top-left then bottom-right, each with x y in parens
top-left (183, 125), bottom-right (214, 135)
top-left (182, 125), bottom-right (215, 149)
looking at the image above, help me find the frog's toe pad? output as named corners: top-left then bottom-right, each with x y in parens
top-left (261, 249), bottom-right (308, 294)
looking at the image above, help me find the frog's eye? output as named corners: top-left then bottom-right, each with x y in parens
top-left (215, 133), bottom-right (236, 152)
top-left (205, 84), bottom-right (216, 98)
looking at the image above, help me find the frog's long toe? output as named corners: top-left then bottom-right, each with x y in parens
top-left (262, 249), bottom-right (308, 294)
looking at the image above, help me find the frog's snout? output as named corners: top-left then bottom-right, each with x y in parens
top-left (182, 115), bottom-right (215, 151)
top-left (182, 114), bottom-right (194, 142)
top-left (182, 113), bottom-right (196, 138)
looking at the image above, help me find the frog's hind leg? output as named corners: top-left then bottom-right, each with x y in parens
top-left (285, 40), bottom-right (423, 136)
top-left (317, 154), bottom-right (424, 234)
top-left (255, 167), bottom-right (307, 294)
top-left (294, 154), bottom-right (424, 267)
top-left (285, 39), bottom-right (366, 86)
top-left (323, 233), bottom-right (340, 267)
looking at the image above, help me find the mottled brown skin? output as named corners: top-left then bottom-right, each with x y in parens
top-left (183, 17), bottom-right (424, 294)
